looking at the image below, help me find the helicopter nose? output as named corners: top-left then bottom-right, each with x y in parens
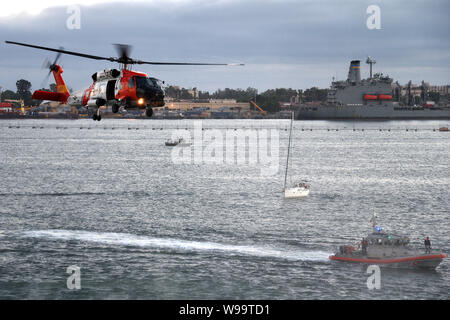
top-left (136, 88), bottom-right (164, 104)
top-left (137, 88), bottom-right (154, 99)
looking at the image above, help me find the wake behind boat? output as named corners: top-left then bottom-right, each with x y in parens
top-left (329, 211), bottom-right (446, 269)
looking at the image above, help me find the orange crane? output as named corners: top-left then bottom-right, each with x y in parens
top-left (250, 100), bottom-right (267, 116)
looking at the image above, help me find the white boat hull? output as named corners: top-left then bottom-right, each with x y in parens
top-left (284, 187), bottom-right (310, 198)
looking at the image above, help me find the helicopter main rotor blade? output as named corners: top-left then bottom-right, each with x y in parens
top-left (5, 41), bottom-right (116, 62)
top-left (5, 40), bottom-right (244, 66)
top-left (135, 60), bottom-right (244, 66)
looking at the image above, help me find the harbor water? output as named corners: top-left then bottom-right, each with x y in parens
top-left (0, 119), bottom-right (449, 299)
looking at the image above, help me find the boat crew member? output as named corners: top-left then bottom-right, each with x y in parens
top-left (361, 238), bottom-right (368, 255)
top-left (424, 237), bottom-right (431, 253)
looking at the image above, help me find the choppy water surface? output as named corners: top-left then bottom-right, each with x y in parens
top-left (0, 119), bottom-right (449, 299)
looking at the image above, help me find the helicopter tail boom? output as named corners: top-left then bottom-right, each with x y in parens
top-left (32, 64), bottom-right (70, 103)
top-left (32, 90), bottom-right (69, 102)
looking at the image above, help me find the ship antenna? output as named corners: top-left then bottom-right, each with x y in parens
top-left (366, 56), bottom-right (376, 79)
top-left (370, 208), bottom-right (377, 232)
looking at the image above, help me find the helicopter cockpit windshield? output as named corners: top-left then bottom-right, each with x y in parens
top-left (135, 76), bottom-right (162, 89)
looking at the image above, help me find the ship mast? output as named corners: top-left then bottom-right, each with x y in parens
top-left (284, 111), bottom-right (294, 190)
top-left (366, 56), bottom-right (376, 79)
top-left (370, 209), bottom-right (378, 232)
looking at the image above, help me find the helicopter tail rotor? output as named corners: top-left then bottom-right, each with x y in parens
top-left (41, 48), bottom-right (64, 89)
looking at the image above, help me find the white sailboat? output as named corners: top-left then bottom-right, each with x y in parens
top-left (284, 111), bottom-right (310, 198)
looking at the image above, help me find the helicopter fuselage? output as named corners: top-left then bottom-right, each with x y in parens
top-left (68, 68), bottom-right (165, 120)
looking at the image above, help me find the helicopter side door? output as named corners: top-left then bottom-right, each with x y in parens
top-left (116, 75), bottom-right (138, 102)
top-left (92, 80), bottom-right (107, 100)
top-left (87, 80), bottom-right (108, 106)
top-left (114, 78), bottom-right (122, 100)
top-left (106, 80), bottom-right (116, 101)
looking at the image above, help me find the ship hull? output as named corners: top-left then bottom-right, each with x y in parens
top-left (296, 105), bottom-right (450, 120)
top-left (329, 253), bottom-right (446, 269)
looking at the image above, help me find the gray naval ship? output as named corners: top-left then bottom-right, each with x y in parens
top-left (296, 58), bottom-right (450, 120)
top-left (329, 212), bottom-right (446, 269)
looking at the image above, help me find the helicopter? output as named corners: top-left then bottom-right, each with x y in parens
top-left (5, 41), bottom-right (243, 121)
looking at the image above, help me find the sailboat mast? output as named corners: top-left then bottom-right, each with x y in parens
top-left (284, 111), bottom-right (294, 189)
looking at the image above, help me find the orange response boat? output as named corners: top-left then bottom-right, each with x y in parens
top-left (329, 212), bottom-right (446, 269)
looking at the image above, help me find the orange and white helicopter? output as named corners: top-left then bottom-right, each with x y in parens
top-left (5, 41), bottom-right (243, 121)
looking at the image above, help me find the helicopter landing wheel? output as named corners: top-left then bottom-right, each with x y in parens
top-left (112, 104), bottom-right (120, 113)
top-left (96, 107), bottom-right (102, 121)
top-left (145, 107), bottom-right (153, 118)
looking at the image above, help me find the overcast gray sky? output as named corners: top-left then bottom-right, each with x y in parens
top-left (1, 0), bottom-right (449, 93)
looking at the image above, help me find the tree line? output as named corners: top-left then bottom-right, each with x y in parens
top-left (0, 79), bottom-right (61, 107)
top-left (165, 86), bottom-right (328, 112)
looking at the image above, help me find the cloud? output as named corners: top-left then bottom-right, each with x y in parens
top-left (1, 0), bottom-right (449, 93)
